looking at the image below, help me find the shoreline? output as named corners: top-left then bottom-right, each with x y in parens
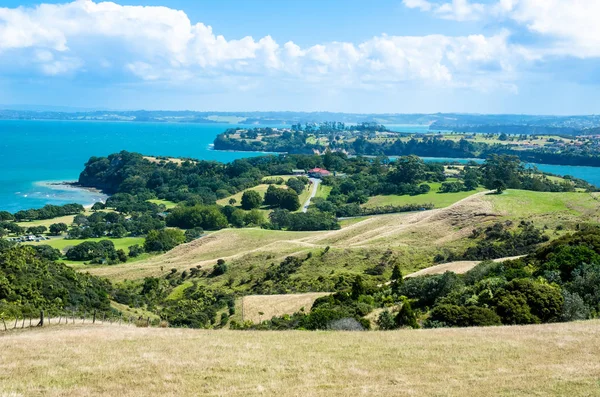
top-left (34, 180), bottom-right (109, 207)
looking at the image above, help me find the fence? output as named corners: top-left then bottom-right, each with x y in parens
top-left (0, 310), bottom-right (156, 332)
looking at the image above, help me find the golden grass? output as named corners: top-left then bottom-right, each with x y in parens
top-left (405, 255), bottom-right (525, 278)
top-left (240, 293), bottom-right (330, 323)
top-left (1, 321), bottom-right (599, 396)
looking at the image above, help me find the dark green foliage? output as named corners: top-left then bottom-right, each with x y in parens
top-left (144, 229), bottom-right (186, 252)
top-left (286, 211), bottom-right (340, 231)
top-left (390, 264), bottom-right (403, 295)
top-left (128, 244), bottom-right (145, 258)
top-left (32, 245), bottom-right (61, 261)
top-left (13, 203), bottom-right (84, 222)
top-left (399, 272), bottom-right (464, 308)
top-left (241, 190), bottom-right (262, 210)
top-left (286, 177), bottom-right (307, 195)
top-left (211, 259), bottom-right (228, 277)
top-left (427, 304), bottom-right (501, 327)
top-left (0, 246), bottom-right (111, 317)
top-left (377, 310), bottom-right (396, 330)
top-left (463, 221), bottom-right (549, 260)
top-left (166, 205), bottom-right (228, 230)
top-left (65, 240), bottom-right (125, 264)
top-left (394, 299), bottom-right (419, 328)
top-left (184, 227), bottom-right (204, 242)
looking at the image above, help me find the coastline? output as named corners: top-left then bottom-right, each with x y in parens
top-left (34, 180), bottom-right (109, 207)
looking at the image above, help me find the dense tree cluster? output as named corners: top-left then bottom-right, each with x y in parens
top-left (0, 245), bottom-right (111, 318)
top-left (13, 203), bottom-right (84, 222)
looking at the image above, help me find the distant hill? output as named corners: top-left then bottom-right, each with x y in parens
top-left (1, 109), bottom-right (600, 133)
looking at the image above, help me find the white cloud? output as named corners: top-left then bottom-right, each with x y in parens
top-left (510, 0), bottom-right (600, 58)
top-left (403, 0), bottom-right (600, 58)
top-left (402, 0), bottom-right (433, 12)
top-left (0, 0), bottom-right (529, 91)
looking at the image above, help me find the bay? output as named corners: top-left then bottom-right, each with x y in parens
top-left (0, 120), bottom-right (599, 212)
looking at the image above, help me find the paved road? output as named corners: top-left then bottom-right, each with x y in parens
top-left (302, 178), bottom-right (321, 213)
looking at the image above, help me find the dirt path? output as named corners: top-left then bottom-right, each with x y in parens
top-left (406, 255), bottom-right (525, 278)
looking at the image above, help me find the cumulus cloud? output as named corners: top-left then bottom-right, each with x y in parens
top-left (0, 0), bottom-right (530, 91)
top-left (404, 0), bottom-right (600, 58)
top-left (403, 0), bottom-right (488, 21)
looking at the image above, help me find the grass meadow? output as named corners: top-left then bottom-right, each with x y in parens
top-left (363, 182), bottom-right (487, 208)
top-left (0, 321), bottom-right (598, 396)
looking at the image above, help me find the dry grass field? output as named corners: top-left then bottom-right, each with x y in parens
top-left (405, 255), bottom-right (525, 278)
top-left (1, 321), bottom-right (599, 396)
top-left (78, 189), bottom-right (600, 282)
top-left (240, 293), bottom-right (330, 323)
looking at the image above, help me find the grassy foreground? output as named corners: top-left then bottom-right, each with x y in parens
top-left (0, 321), bottom-right (599, 396)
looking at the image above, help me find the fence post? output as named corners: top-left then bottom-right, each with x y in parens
top-left (83, 311), bottom-right (86, 324)
top-left (147, 317), bottom-right (150, 327)
top-left (38, 310), bottom-right (44, 327)
top-left (93, 310), bottom-right (96, 324)
top-left (29, 318), bottom-right (32, 328)
top-left (102, 313), bottom-right (106, 323)
top-left (1, 317), bottom-right (6, 331)
top-left (72, 309), bottom-right (75, 324)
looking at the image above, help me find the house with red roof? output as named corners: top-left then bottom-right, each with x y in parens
top-left (308, 168), bottom-right (331, 178)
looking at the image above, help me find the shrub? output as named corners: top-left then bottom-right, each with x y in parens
top-left (241, 190), bottom-right (263, 210)
top-left (377, 310), bottom-right (396, 330)
top-left (395, 299), bottom-right (418, 328)
top-left (144, 229), bottom-right (185, 252)
top-left (327, 318), bottom-right (365, 331)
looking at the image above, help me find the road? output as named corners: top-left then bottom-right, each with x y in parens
top-left (302, 178), bottom-right (321, 213)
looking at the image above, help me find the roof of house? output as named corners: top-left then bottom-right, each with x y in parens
top-left (308, 167), bottom-right (330, 173)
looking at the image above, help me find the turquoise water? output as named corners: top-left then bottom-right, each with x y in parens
top-left (0, 120), bottom-right (269, 212)
top-left (1, 120), bottom-right (599, 212)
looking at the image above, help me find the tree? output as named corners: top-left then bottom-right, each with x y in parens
top-left (377, 310), bottom-right (396, 330)
top-left (91, 202), bottom-right (106, 211)
top-left (241, 190), bottom-right (262, 210)
top-left (244, 209), bottom-right (265, 226)
top-left (492, 180), bottom-right (506, 195)
top-left (390, 264), bottom-right (403, 294)
top-left (144, 229), bottom-right (185, 252)
top-left (278, 189), bottom-right (301, 211)
top-left (395, 299), bottom-right (418, 328)
top-left (351, 275), bottom-right (365, 300)
top-left (0, 211), bottom-right (14, 221)
top-left (49, 223), bottom-right (68, 236)
top-left (286, 177), bottom-right (306, 195)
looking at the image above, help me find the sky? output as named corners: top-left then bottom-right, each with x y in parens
top-left (0, 0), bottom-right (599, 114)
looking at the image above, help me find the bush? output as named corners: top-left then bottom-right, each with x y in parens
top-left (377, 310), bottom-right (396, 330)
top-left (211, 259), bottom-right (228, 277)
top-left (241, 190), bottom-right (262, 210)
top-left (395, 299), bottom-right (418, 328)
top-left (327, 318), bottom-right (365, 331)
top-left (184, 227), bottom-right (204, 242)
top-left (427, 304), bottom-right (501, 327)
top-left (128, 244), bottom-right (145, 258)
top-left (144, 229), bottom-right (186, 252)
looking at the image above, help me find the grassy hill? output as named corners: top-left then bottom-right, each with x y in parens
top-left (78, 189), bottom-right (600, 283)
top-left (1, 321), bottom-right (599, 396)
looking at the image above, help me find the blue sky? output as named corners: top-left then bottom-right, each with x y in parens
top-left (0, 0), bottom-right (599, 114)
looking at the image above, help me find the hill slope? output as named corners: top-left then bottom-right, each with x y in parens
top-left (1, 321), bottom-right (599, 396)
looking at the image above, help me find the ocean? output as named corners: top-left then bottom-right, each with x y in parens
top-left (1, 120), bottom-right (599, 212)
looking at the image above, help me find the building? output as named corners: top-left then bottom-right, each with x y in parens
top-left (308, 168), bottom-right (331, 178)
top-left (292, 169), bottom-right (306, 176)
